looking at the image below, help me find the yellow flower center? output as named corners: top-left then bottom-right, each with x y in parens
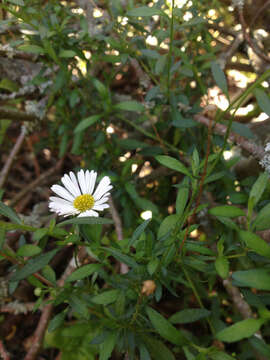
top-left (73, 194), bottom-right (94, 212)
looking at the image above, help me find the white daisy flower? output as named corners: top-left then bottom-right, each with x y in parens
top-left (49, 170), bottom-right (112, 217)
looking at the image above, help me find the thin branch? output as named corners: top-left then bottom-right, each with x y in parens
top-left (0, 126), bottom-right (26, 189)
top-left (8, 158), bottom-right (64, 206)
top-left (238, 8), bottom-right (270, 64)
top-left (24, 248), bottom-right (87, 360)
top-left (0, 340), bottom-right (11, 360)
top-left (0, 107), bottom-right (37, 122)
top-left (194, 114), bottom-right (265, 160)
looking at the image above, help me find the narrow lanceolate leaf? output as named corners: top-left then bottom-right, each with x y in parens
top-left (169, 308), bottom-right (211, 324)
top-left (156, 155), bottom-right (191, 177)
top-left (127, 6), bottom-right (164, 17)
top-left (146, 307), bottom-right (188, 346)
top-left (100, 332), bottom-right (118, 360)
top-left (216, 318), bottom-right (264, 343)
top-left (209, 205), bottom-right (245, 218)
top-left (215, 256), bottom-right (229, 279)
top-left (0, 201), bottom-right (22, 224)
top-left (10, 249), bottom-right (58, 282)
top-left (57, 217), bottom-right (113, 226)
top-left (102, 247), bottom-right (138, 268)
top-left (130, 219), bottom-right (151, 246)
top-left (18, 44), bottom-right (45, 54)
top-left (157, 215), bottom-right (178, 239)
top-left (176, 178), bottom-right (189, 217)
top-left (253, 202), bottom-right (270, 231)
top-left (239, 230), bottom-right (270, 258)
top-left (249, 172), bottom-right (269, 207)
top-left (65, 264), bottom-right (101, 282)
top-left (254, 88), bottom-right (270, 117)
top-left (74, 114), bottom-right (101, 133)
top-left (91, 290), bottom-right (119, 305)
top-left (211, 61), bottom-right (228, 95)
top-left (114, 100), bottom-right (144, 112)
top-left (17, 244), bottom-right (42, 257)
top-left (143, 335), bottom-right (176, 360)
top-left (232, 269), bottom-right (270, 290)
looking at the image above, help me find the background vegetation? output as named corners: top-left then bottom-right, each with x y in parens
top-left (1, 0), bottom-right (270, 359)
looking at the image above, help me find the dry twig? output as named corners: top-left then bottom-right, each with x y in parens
top-left (194, 114), bottom-right (264, 160)
top-left (0, 340), bottom-right (11, 360)
top-left (8, 158), bottom-right (64, 206)
top-left (0, 126), bottom-right (26, 189)
top-left (24, 248), bottom-right (87, 360)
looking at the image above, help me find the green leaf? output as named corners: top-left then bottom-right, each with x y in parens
top-left (253, 202), bottom-right (270, 230)
top-left (114, 100), bottom-right (144, 112)
top-left (176, 178), bottom-right (189, 217)
top-left (211, 61), bottom-right (228, 95)
top-left (42, 265), bottom-right (56, 284)
top-left (33, 228), bottom-right (48, 242)
top-left (74, 115), bottom-right (101, 133)
top-left (59, 49), bottom-right (76, 58)
top-left (239, 230), bottom-right (270, 258)
top-left (92, 78), bottom-right (108, 98)
top-left (155, 55), bottom-right (167, 75)
top-left (254, 88), bottom-right (270, 117)
top-left (10, 249), bottom-right (58, 282)
top-left (127, 6), bottom-right (164, 17)
top-left (216, 318), bottom-right (263, 343)
top-left (143, 335), bottom-right (175, 360)
top-left (130, 219), bottom-right (151, 246)
top-left (18, 44), bottom-right (44, 54)
top-left (209, 350), bottom-right (237, 360)
top-left (209, 205), bottom-right (245, 218)
top-left (57, 217), bottom-right (113, 226)
top-left (249, 172), bottom-right (268, 207)
top-left (0, 201), bottom-right (22, 224)
top-left (249, 336), bottom-right (270, 358)
top-left (118, 139), bottom-right (147, 150)
top-left (169, 308), bottom-right (210, 324)
top-left (100, 332), bottom-right (118, 360)
top-left (158, 215), bottom-right (178, 239)
top-left (6, 0), bottom-right (24, 5)
top-left (156, 155), bottom-right (191, 177)
top-left (102, 247), bottom-right (137, 268)
top-left (65, 264), bottom-right (101, 282)
top-left (17, 244), bottom-right (42, 257)
top-left (147, 258), bottom-right (159, 275)
top-left (146, 307), bottom-right (188, 346)
top-left (91, 290), bottom-right (119, 305)
top-left (48, 310), bottom-right (66, 333)
top-left (0, 78), bottom-right (19, 92)
top-left (215, 256), bottom-right (229, 279)
top-left (232, 268), bottom-right (270, 290)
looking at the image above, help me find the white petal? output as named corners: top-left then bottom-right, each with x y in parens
top-left (61, 173), bottom-right (81, 197)
top-left (51, 185), bottom-right (75, 202)
top-left (69, 172), bottom-right (82, 196)
top-left (77, 169), bottom-right (87, 194)
top-left (92, 204), bottom-right (109, 211)
top-left (95, 197), bottom-right (109, 205)
top-left (78, 209), bottom-right (99, 217)
top-left (93, 176), bottom-right (112, 200)
top-left (87, 170), bottom-right (97, 194)
top-left (49, 196), bottom-right (76, 212)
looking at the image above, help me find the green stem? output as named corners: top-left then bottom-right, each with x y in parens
top-left (167, 0), bottom-right (175, 100)
top-left (182, 265), bottom-right (215, 335)
top-left (117, 114), bottom-right (180, 153)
